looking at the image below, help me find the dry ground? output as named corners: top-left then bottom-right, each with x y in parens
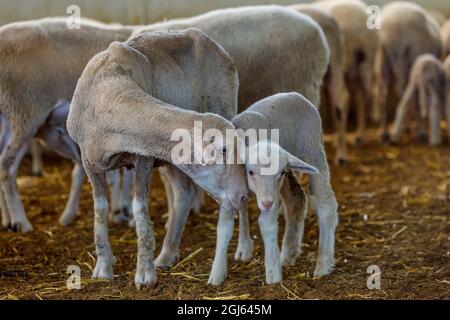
top-left (0, 128), bottom-right (449, 300)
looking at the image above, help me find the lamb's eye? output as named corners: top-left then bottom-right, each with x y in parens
top-left (280, 170), bottom-right (286, 176)
top-left (248, 170), bottom-right (255, 176)
top-left (222, 147), bottom-right (227, 155)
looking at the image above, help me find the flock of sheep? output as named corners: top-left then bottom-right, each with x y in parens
top-left (0, 0), bottom-right (449, 289)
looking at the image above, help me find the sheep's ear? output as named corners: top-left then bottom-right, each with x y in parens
top-left (285, 151), bottom-right (319, 175)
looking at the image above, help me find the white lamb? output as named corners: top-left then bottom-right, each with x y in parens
top-left (231, 92), bottom-right (338, 284)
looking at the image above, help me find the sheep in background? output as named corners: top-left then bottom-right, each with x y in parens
top-left (291, 4), bottom-right (349, 165)
top-left (67, 29), bottom-right (249, 288)
top-left (232, 92), bottom-right (338, 284)
top-left (390, 54), bottom-right (450, 145)
top-left (317, 0), bottom-right (379, 146)
top-left (0, 17), bottom-right (135, 232)
top-left (374, 2), bottom-right (442, 141)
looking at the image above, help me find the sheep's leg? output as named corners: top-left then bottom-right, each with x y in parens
top-left (191, 186), bottom-right (205, 214)
top-left (258, 204), bottom-right (281, 284)
top-left (120, 168), bottom-right (133, 222)
top-left (0, 191), bottom-right (8, 229)
top-left (446, 91), bottom-right (450, 143)
top-left (59, 162), bottom-right (85, 226)
top-left (390, 82), bottom-right (416, 143)
top-left (30, 140), bottom-right (43, 176)
top-left (234, 205), bottom-right (254, 262)
top-left (355, 88), bottom-right (367, 146)
top-left (107, 170), bottom-right (127, 224)
top-left (0, 135), bottom-right (32, 233)
top-left (208, 205), bottom-right (235, 285)
top-left (85, 167), bottom-right (115, 280)
top-left (280, 174), bottom-right (307, 267)
top-left (428, 93), bottom-right (442, 146)
top-left (308, 149), bottom-right (338, 278)
top-left (330, 76), bottom-right (349, 165)
top-left (155, 166), bottom-right (196, 269)
top-left (159, 167), bottom-right (174, 230)
top-left (417, 81), bottom-right (429, 143)
top-left (132, 157), bottom-right (157, 289)
top-left (0, 120), bottom-right (9, 228)
top-left (374, 52), bottom-right (390, 142)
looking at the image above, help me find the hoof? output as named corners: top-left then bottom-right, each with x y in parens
top-left (418, 133), bottom-right (428, 144)
top-left (234, 238), bottom-right (254, 262)
top-left (110, 209), bottom-right (129, 224)
top-left (135, 266), bottom-right (157, 290)
top-left (31, 171), bottom-right (43, 177)
top-left (10, 220), bottom-right (33, 233)
top-left (335, 157), bottom-right (347, 166)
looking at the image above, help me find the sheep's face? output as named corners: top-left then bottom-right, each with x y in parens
top-left (245, 141), bottom-right (318, 212)
top-left (179, 119), bottom-right (249, 212)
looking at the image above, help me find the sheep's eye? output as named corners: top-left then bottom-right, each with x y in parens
top-left (210, 136), bottom-right (215, 143)
top-left (248, 170), bottom-right (255, 176)
top-left (280, 170), bottom-right (286, 176)
top-left (222, 147), bottom-right (227, 155)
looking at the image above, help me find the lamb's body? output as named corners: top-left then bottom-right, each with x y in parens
top-left (133, 5), bottom-right (329, 110)
top-left (374, 2), bottom-right (442, 141)
top-left (390, 54), bottom-right (450, 145)
top-left (68, 28), bottom-right (248, 288)
top-left (0, 17), bottom-right (134, 232)
top-left (290, 4), bottom-right (348, 164)
top-left (231, 92), bottom-right (338, 284)
top-left (317, 0), bottom-right (379, 145)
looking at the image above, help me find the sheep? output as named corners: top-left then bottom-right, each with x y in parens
top-left (0, 17), bottom-right (136, 232)
top-left (290, 4), bottom-right (349, 164)
top-left (390, 54), bottom-right (450, 146)
top-left (373, 2), bottom-right (442, 141)
top-left (317, 0), bottom-right (379, 145)
top-left (133, 5), bottom-right (329, 111)
top-left (231, 92), bottom-right (338, 284)
top-left (133, 6), bottom-right (330, 270)
top-left (442, 20), bottom-right (450, 58)
top-left (67, 28), bottom-right (249, 288)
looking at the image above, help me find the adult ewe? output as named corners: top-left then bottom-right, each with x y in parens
top-left (67, 29), bottom-right (248, 288)
top-left (290, 4), bottom-right (349, 164)
top-left (374, 2), bottom-right (442, 141)
top-left (317, 0), bottom-right (379, 145)
top-left (0, 18), bottom-right (134, 232)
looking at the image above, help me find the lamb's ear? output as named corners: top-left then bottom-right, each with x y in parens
top-left (285, 151), bottom-right (319, 175)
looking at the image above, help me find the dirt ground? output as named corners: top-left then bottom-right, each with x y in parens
top-left (0, 128), bottom-right (448, 300)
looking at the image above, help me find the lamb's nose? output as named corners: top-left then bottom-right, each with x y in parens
top-left (262, 201), bottom-right (273, 210)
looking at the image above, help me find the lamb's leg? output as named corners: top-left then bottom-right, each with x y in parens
top-left (30, 140), bottom-right (43, 176)
top-left (374, 52), bottom-right (391, 142)
top-left (428, 92), bottom-right (442, 146)
top-left (258, 204), bottom-right (281, 284)
top-left (390, 82), bottom-right (416, 143)
top-left (85, 167), bottom-right (115, 280)
top-left (0, 120), bottom-right (9, 229)
top-left (308, 149), bottom-right (338, 278)
top-left (280, 173), bottom-right (307, 267)
top-left (191, 186), bottom-right (205, 214)
top-left (159, 167), bottom-right (174, 230)
top-left (59, 162), bottom-right (85, 226)
top-left (208, 205), bottom-right (235, 285)
top-left (0, 134), bottom-right (32, 233)
top-left (155, 166), bottom-right (196, 269)
top-left (234, 205), bottom-right (254, 262)
top-left (132, 157), bottom-right (157, 289)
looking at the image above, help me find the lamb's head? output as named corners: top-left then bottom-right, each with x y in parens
top-left (245, 140), bottom-right (318, 212)
top-left (176, 113), bottom-right (249, 212)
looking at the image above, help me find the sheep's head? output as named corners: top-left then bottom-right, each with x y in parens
top-left (245, 140), bottom-right (318, 212)
top-left (176, 113), bottom-right (248, 212)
